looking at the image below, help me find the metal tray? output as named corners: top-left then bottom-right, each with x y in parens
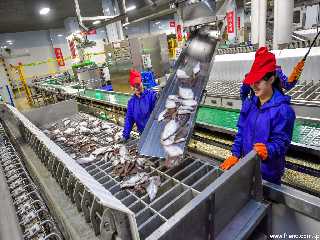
top-left (138, 26), bottom-right (221, 158)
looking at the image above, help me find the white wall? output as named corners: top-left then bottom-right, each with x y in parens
top-left (0, 27), bottom-right (108, 84)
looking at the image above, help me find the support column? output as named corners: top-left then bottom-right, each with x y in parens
top-left (273, 0), bottom-right (294, 50)
top-left (251, 0), bottom-right (259, 45)
top-left (258, 0), bottom-right (267, 47)
top-left (0, 58), bottom-right (15, 106)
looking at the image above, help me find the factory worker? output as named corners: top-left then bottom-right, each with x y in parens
top-left (240, 60), bottom-right (304, 101)
top-left (122, 69), bottom-right (157, 141)
top-left (220, 47), bottom-right (296, 185)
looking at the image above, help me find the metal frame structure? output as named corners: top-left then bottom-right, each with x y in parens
top-left (1, 100), bottom-right (269, 239)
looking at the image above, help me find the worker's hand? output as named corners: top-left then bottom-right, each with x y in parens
top-left (220, 156), bottom-right (239, 171)
top-left (254, 143), bottom-right (268, 160)
top-left (240, 84), bottom-right (251, 102)
top-left (288, 60), bottom-right (305, 83)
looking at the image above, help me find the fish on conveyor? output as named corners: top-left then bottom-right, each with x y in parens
top-left (91, 147), bottom-right (109, 156)
top-left (79, 122), bottom-right (88, 128)
top-left (77, 155), bottom-right (96, 164)
top-left (193, 62), bottom-right (200, 75)
top-left (92, 127), bottom-right (101, 133)
top-left (64, 128), bottom-right (75, 135)
top-left (179, 87), bottom-right (194, 100)
top-left (161, 120), bottom-right (180, 140)
top-left (161, 135), bottom-right (175, 146)
top-left (181, 99), bottom-right (197, 107)
top-left (163, 144), bottom-right (183, 158)
top-left (79, 126), bottom-right (91, 134)
top-left (168, 95), bottom-right (180, 102)
top-left (177, 69), bottom-right (190, 79)
top-left (63, 119), bottom-right (71, 127)
top-left (120, 172), bottom-right (149, 188)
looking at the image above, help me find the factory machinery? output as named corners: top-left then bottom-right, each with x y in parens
top-left (1, 1), bottom-right (320, 240)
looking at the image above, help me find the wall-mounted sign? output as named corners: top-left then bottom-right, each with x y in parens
top-left (81, 29), bottom-right (97, 35)
top-left (54, 48), bottom-right (65, 66)
top-left (226, 11), bottom-right (234, 33)
top-left (169, 20), bottom-right (176, 28)
top-left (176, 25), bottom-right (183, 41)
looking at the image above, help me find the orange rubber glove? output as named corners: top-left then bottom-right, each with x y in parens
top-left (254, 143), bottom-right (268, 160)
top-left (220, 156), bottom-right (239, 170)
top-left (288, 60), bottom-right (305, 83)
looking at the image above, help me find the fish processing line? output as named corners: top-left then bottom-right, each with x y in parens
top-left (0, 122), bottom-right (63, 240)
top-left (0, 100), bottom-right (271, 240)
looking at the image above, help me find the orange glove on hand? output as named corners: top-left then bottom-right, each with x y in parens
top-left (254, 143), bottom-right (268, 160)
top-left (220, 156), bottom-right (239, 170)
top-left (288, 60), bottom-right (305, 83)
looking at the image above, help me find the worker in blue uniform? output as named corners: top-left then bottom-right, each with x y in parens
top-left (220, 47), bottom-right (296, 185)
top-left (122, 69), bottom-right (157, 141)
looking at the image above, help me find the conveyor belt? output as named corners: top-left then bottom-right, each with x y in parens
top-left (42, 112), bottom-right (222, 239)
top-left (0, 123), bottom-right (63, 240)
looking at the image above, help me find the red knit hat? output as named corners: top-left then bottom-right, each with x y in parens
top-left (129, 69), bottom-right (142, 87)
top-left (243, 47), bottom-right (276, 85)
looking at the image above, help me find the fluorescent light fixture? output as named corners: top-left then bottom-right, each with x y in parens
top-left (3, 45), bottom-right (7, 48)
top-left (8, 42), bottom-right (13, 45)
top-left (57, 34), bottom-right (64, 37)
top-left (126, 5), bottom-right (136, 12)
top-left (123, 22), bottom-right (130, 27)
top-left (6, 40), bottom-right (13, 43)
top-left (39, 7), bottom-right (50, 15)
top-left (245, 1), bottom-right (251, 5)
top-left (93, 20), bottom-right (101, 25)
top-left (155, 21), bottom-right (161, 25)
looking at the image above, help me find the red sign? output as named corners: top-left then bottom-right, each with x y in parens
top-left (81, 29), bottom-right (97, 35)
top-left (226, 11), bottom-right (234, 33)
top-left (176, 24), bottom-right (182, 42)
top-left (237, 16), bottom-right (241, 30)
top-left (169, 20), bottom-right (176, 28)
top-left (54, 48), bottom-right (65, 67)
top-left (68, 40), bottom-right (77, 59)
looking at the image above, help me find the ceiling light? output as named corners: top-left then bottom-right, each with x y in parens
top-left (155, 21), bottom-right (161, 25)
top-left (6, 40), bottom-right (13, 43)
top-left (57, 34), bottom-right (64, 37)
top-left (39, 7), bottom-right (50, 15)
top-left (93, 20), bottom-right (101, 25)
top-left (8, 42), bottom-right (13, 45)
top-left (126, 5), bottom-right (136, 12)
top-left (3, 46), bottom-right (7, 48)
top-left (123, 22), bottom-right (130, 27)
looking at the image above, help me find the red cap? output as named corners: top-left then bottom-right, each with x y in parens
top-left (129, 69), bottom-right (142, 87)
top-left (243, 47), bottom-right (276, 85)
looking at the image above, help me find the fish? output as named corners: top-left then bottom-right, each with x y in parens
top-left (56, 137), bottom-right (67, 142)
top-left (52, 129), bottom-right (61, 135)
top-left (114, 132), bottom-right (122, 142)
top-left (64, 128), bottom-right (75, 135)
top-left (177, 109), bottom-right (193, 115)
top-left (177, 69), bottom-right (190, 79)
top-left (92, 120), bottom-right (101, 127)
top-left (77, 155), bottom-right (95, 164)
top-left (79, 126), bottom-right (91, 134)
top-left (181, 99), bottom-right (197, 107)
top-left (91, 147), bottom-right (109, 156)
top-left (179, 87), bottom-right (194, 100)
top-left (79, 122), bottom-right (88, 127)
top-left (161, 120), bottom-right (180, 140)
top-left (101, 122), bottom-right (112, 130)
top-left (120, 172), bottom-right (149, 188)
top-left (168, 95), bottom-right (180, 101)
top-left (165, 99), bottom-right (176, 109)
top-left (179, 105), bottom-right (195, 111)
top-left (161, 135), bottom-right (175, 146)
top-left (193, 62), bottom-right (200, 75)
top-left (92, 127), bottom-right (101, 133)
top-left (163, 145), bottom-right (183, 157)
top-left (158, 109), bottom-right (168, 122)
top-left (64, 120), bottom-right (71, 126)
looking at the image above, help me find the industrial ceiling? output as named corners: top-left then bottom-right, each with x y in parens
top-left (0, 0), bottom-right (144, 33)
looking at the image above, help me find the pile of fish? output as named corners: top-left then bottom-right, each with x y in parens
top-left (158, 59), bottom-right (201, 168)
top-left (44, 113), bottom-right (123, 164)
top-left (107, 144), bottom-right (161, 200)
top-left (44, 113), bottom-right (161, 200)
